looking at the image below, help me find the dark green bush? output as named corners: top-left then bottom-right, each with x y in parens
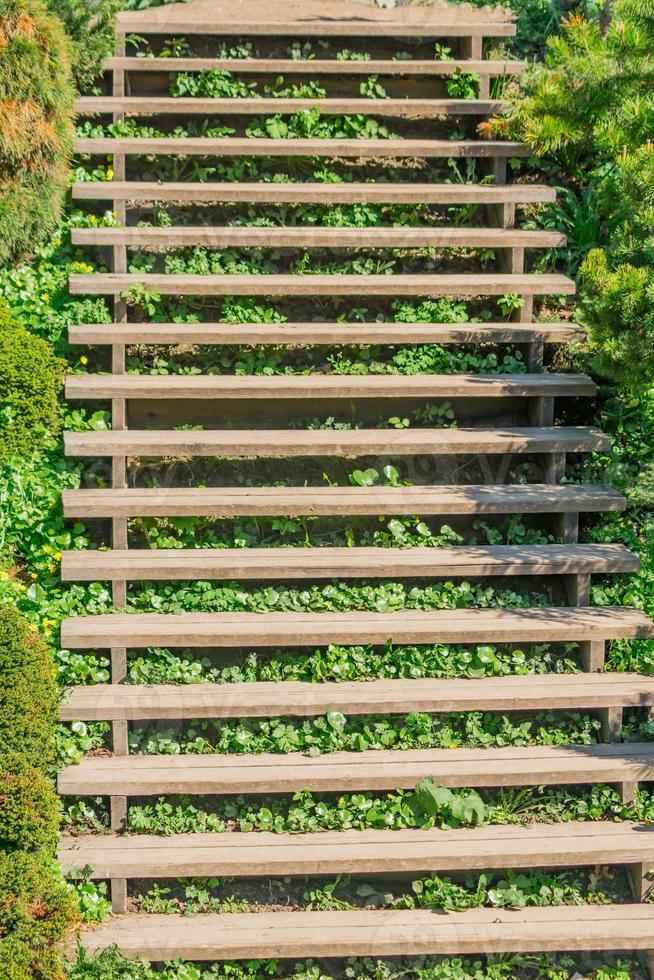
top-left (0, 300), bottom-right (64, 463)
top-left (0, 753), bottom-right (60, 854)
top-left (0, 851), bottom-right (78, 978)
top-left (0, 0), bottom-right (75, 264)
top-left (0, 937), bottom-right (33, 980)
top-left (46, 0), bottom-right (117, 91)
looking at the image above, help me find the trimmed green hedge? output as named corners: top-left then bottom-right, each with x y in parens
top-left (0, 0), bottom-right (75, 264)
top-left (0, 300), bottom-right (65, 463)
top-left (0, 753), bottom-right (60, 854)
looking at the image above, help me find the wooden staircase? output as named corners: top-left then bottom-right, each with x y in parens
top-left (61, 0), bottom-right (654, 970)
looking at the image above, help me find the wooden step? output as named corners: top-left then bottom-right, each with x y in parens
top-left (76, 96), bottom-right (503, 118)
top-left (105, 57), bottom-right (526, 77)
top-left (60, 543), bottom-right (638, 584)
top-left (71, 226), bottom-right (564, 249)
top-left (57, 821), bottom-right (654, 878)
top-left (65, 372), bottom-right (594, 402)
top-left (57, 742), bottom-right (654, 797)
top-left (116, 7), bottom-right (517, 40)
top-left (68, 321), bottom-right (583, 347)
top-left (69, 272), bottom-right (575, 298)
top-left (73, 905), bottom-right (654, 961)
top-left (60, 606), bottom-right (654, 650)
top-left (63, 426), bottom-right (611, 459)
top-left (74, 137), bottom-right (530, 159)
top-left (72, 181), bottom-right (556, 205)
top-left (61, 483), bottom-right (624, 520)
top-left (60, 673), bottom-right (654, 723)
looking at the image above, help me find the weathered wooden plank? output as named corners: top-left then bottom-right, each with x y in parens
top-left (69, 272), bottom-right (575, 297)
top-left (72, 181), bottom-right (556, 205)
top-left (59, 606), bottom-right (654, 650)
top-left (57, 742), bottom-right (654, 796)
top-left (60, 673), bottom-right (654, 723)
top-left (74, 905), bottom-right (654, 960)
top-left (76, 96), bottom-right (504, 117)
top-left (74, 137), bottom-right (530, 159)
top-left (70, 227), bottom-right (564, 249)
top-left (61, 483), bottom-right (624, 519)
top-left (60, 543), bottom-right (638, 583)
top-left (104, 57), bottom-right (526, 76)
top-left (65, 372), bottom-right (594, 401)
top-left (58, 821), bottom-right (654, 877)
top-left (68, 321), bottom-right (584, 346)
top-left (63, 426), bottom-right (612, 458)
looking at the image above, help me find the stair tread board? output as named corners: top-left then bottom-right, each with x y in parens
top-left (65, 372), bottom-right (594, 400)
top-left (72, 181), bottom-right (557, 204)
top-left (105, 58), bottom-right (526, 75)
top-left (74, 137), bottom-right (531, 158)
top-left (73, 905), bottom-right (654, 959)
top-left (57, 742), bottom-right (654, 795)
top-left (60, 673), bottom-right (654, 722)
top-left (71, 227), bottom-right (565, 247)
top-left (61, 543), bottom-right (639, 582)
top-left (76, 96), bottom-right (504, 117)
top-left (68, 322), bottom-right (584, 346)
top-left (61, 484), bottom-right (626, 518)
top-left (60, 606), bottom-right (654, 649)
top-left (63, 426), bottom-right (611, 458)
top-left (58, 821), bottom-right (654, 876)
top-left (69, 272), bottom-right (576, 297)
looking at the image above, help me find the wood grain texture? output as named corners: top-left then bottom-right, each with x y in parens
top-left (59, 606), bottom-right (654, 650)
top-left (61, 483), bottom-right (625, 519)
top-left (74, 137), bottom-right (530, 159)
top-left (65, 372), bottom-right (594, 401)
top-left (105, 58), bottom-right (526, 76)
top-left (74, 905), bottom-right (654, 960)
top-left (76, 96), bottom-right (504, 117)
top-left (69, 272), bottom-right (575, 297)
top-left (72, 181), bottom-right (555, 204)
top-left (58, 742), bottom-right (654, 796)
top-left (71, 227), bottom-right (564, 248)
top-left (60, 673), bottom-right (654, 722)
top-left (68, 321), bottom-right (583, 346)
top-left (60, 543), bottom-right (638, 583)
top-left (63, 426), bottom-right (612, 458)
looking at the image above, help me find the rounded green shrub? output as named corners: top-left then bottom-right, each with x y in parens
top-left (0, 301), bottom-right (64, 464)
top-left (0, 937), bottom-right (33, 980)
top-left (0, 753), bottom-right (60, 854)
top-left (0, 0), bottom-right (75, 264)
top-left (0, 851), bottom-right (77, 979)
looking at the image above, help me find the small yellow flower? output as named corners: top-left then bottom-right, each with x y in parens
top-left (80, 355), bottom-right (88, 366)
top-left (54, 552), bottom-right (62, 561)
top-left (106, 168), bottom-right (114, 180)
top-left (41, 293), bottom-right (50, 302)
top-left (449, 742), bottom-right (458, 750)
top-left (30, 572), bottom-right (37, 580)
top-left (43, 544), bottom-right (52, 554)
